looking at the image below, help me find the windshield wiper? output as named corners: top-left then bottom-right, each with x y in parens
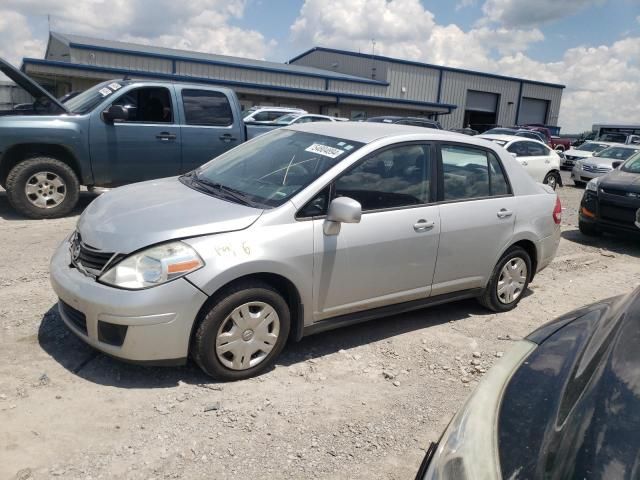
top-left (193, 175), bottom-right (258, 207)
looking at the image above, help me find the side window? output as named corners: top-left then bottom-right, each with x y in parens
top-left (182, 89), bottom-right (232, 126)
top-left (334, 144), bottom-right (430, 211)
top-left (297, 187), bottom-right (330, 218)
top-left (268, 111), bottom-right (287, 121)
top-left (507, 141), bottom-right (528, 157)
top-left (112, 87), bottom-right (172, 123)
top-left (311, 117), bottom-right (331, 122)
top-left (488, 153), bottom-right (510, 196)
top-left (441, 145), bottom-right (489, 200)
top-left (252, 111), bottom-right (271, 122)
top-left (295, 116), bottom-right (313, 123)
top-left (526, 141), bottom-right (548, 156)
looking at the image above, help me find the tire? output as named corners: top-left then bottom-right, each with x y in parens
top-left (579, 220), bottom-right (602, 237)
top-left (5, 157), bottom-right (80, 219)
top-left (192, 280), bottom-right (291, 381)
top-left (543, 172), bottom-right (560, 190)
top-left (478, 246), bottom-right (532, 313)
top-left (573, 180), bottom-right (586, 188)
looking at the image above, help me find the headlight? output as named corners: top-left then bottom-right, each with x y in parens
top-left (586, 177), bottom-right (599, 192)
top-left (421, 341), bottom-right (536, 480)
top-left (99, 241), bottom-right (204, 289)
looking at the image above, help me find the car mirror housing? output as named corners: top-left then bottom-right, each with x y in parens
top-left (102, 105), bottom-right (128, 123)
top-left (324, 196), bottom-right (362, 235)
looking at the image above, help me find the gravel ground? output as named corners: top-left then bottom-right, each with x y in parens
top-left (2, 172), bottom-right (639, 480)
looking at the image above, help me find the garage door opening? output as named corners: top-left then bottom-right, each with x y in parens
top-left (464, 90), bottom-right (499, 133)
top-left (518, 97), bottom-right (549, 125)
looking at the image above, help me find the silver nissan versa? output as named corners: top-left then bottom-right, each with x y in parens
top-left (50, 122), bottom-right (561, 380)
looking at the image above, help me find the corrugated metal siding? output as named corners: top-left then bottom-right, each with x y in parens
top-left (177, 61), bottom-right (325, 90)
top-left (0, 83), bottom-right (33, 108)
top-left (71, 48), bottom-right (173, 74)
top-left (385, 63), bottom-right (439, 101)
top-left (293, 50), bottom-right (387, 82)
top-left (46, 36), bottom-right (70, 62)
top-left (521, 83), bottom-right (562, 126)
top-left (438, 71), bottom-right (520, 129)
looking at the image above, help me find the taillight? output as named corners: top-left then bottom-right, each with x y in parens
top-left (553, 196), bottom-right (562, 225)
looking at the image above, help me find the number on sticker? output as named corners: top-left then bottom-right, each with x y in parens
top-left (305, 144), bottom-right (345, 159)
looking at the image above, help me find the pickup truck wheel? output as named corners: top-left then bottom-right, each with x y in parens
top-left (192, 280), bottom-right (290, 381)
top-left (5, 157), bottom-right (80, 219)
top-left (478, 246), bottom-right (531, 313)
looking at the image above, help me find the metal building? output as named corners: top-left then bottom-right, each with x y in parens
top-left (20, 32), bottom-right (564, 131)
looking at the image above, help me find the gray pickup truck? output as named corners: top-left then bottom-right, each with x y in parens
top-left (0, 58), bottom-right (261, 218)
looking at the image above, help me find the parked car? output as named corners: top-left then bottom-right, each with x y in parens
top-left (571, 145), bottom-right (640, 187)
top-left (449, 127), bottom-right (478, 136)
top-left (483, 127), bottom-right (547, 144)
top-left (50, 122), bottom-right (561, 380)
top-left (0, 57), bottom-right (266, 219)
top-left (478, 134), bottom-right (562, 189)
top-left (579, 152), bottom-right (640, 236)
top-left (416, 287), bottom-right (640, 480)
top-left (241, 106), bottom-right (306, 123)
top-left (366, 116), bottom-right (442, 129)
top-left (246, 113), bottom-right (348, 137)
top-left (561, 141), bottom-right (614, 169)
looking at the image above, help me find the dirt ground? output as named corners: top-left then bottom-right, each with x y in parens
top-left (1, 171), bottom-right (639, 480)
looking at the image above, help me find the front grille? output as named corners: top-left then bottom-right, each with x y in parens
top-left (71, 233), bottom-right (120, 275)
top-left (59, 300), bottom-right (87, 335)
top-left (600, 203), bottom-right (637, 226)
top-left (582, 164), bottom-right (611, 174)
top-left (601, 188), bottom-right (640, 199)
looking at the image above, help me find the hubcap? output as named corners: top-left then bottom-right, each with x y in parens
top-left (215, 301), bottom-right (280, 371)
top-left (497, 257), bottom-right (527, 304)
top-left (25, 171), bottom-right (66, 209)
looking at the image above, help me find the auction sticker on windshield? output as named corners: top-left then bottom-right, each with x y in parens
top-left (305, 144), bottom-right (345, 158)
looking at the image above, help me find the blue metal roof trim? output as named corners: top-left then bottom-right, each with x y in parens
top-left (22, 58), bottom-right (457, 112)
top-left (48, 33), bottom-right (389, 87)
top-left (289, 47), bottom-right (566, 89)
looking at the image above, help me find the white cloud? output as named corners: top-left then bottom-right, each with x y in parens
top-left (0, 9), bottom-right (46, 67)
top-left (481, 0), bottom-right (605, 28)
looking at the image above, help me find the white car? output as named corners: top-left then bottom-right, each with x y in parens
top-left (561, 141), bottom-right (617, 169)
top-left (242, 106), bottom-right (306, 123)
top-left (271, 113), bottom-right (348, 125)
top-left (571, 145), bottom-right (640, 186)
top-left (479, 135), bottom-right (562, 189)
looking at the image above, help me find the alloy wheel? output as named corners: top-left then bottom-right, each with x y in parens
top-left (24, 171), bottom-right (67, 209)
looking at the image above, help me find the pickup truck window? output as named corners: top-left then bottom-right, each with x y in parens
top-left (182, 89), bottom-right (233, 127)
top-left (112, 87), bottom-right (173, 123)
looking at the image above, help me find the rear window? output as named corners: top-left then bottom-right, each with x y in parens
top-left (182, 89), bottom-right (232, 126)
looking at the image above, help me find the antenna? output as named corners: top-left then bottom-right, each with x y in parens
top-left (47, 14), bottom-right (50, 33)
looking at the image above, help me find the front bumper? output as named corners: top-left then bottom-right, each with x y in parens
top-left (49, 238), bottom-right (209, 363)
top-left (580, 191), bottom-right (640, 236)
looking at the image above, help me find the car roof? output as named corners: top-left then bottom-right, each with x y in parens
top-left (284, 121), bottom-right (458, 143)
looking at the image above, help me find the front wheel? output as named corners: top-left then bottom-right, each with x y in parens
top-left (5, 157), bottom-right (80, 219)
top-left (543, 172), bottom-right (560, 190)
top-left (478, 246), bottom-right (532, 312)
top-left (192, 281), bottom-right (290, 381)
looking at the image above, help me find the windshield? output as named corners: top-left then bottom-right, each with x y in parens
top-left (576, 142), bottom-right (609, 152)
top-left (516, 131), bottom-right (543, 141)
top-left (64, 81), bottom-right (123, 114)
top-left (594, 146), bottom-right (640, 160)
top-left (186, 129), bottom-right (364, 208)
top-left (621, 153), bottom-right (640, 174)
top-left (274, 114), bottom-right (298, 124)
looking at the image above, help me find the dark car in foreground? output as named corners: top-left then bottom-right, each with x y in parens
top-left (366, 116), bottom-right (442, 129)
top-left (579, 152), bottom-right (640, 237)
top-left (416, 287), bottom-right (640, 479)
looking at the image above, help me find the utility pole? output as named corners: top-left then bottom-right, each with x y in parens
top-left (371, 39), bottom-right (376, 80)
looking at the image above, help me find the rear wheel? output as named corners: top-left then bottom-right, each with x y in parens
top-left (543, 172), bottom-right (560, 190)
top-left (5, 157), bottom-right (80, 219)
top-left (192, 280), bottom-right (290, 381)
top-left (579, 220), bottom-right (602, 237)
top-left (478, 246), bottom-right (531, 312)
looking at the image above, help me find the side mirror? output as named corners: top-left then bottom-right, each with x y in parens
top-left (323, 197), bottom-right (362, 235)
top-left (612, 161), bottom-right (623, 169)
top-left (509, 152), bottom-right (518, 158)
top-left (102, 105), bottom-right (128, 123)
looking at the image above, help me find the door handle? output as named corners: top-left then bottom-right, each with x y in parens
top-left (156, 132), bottom-right (177, 141)
top-left (413, 219), bottom-right (435, 232)
top-left (497, 209), bottom-right (513, 219)
top-left (219, 134), bottom-right (237, 142)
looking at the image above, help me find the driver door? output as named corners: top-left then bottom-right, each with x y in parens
top-left (310, 143), bottom-right (441, 320)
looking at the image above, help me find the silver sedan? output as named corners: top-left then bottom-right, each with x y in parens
top-left (50, 123), bottom-right (561, 380)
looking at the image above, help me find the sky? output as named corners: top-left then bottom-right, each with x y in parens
top-left (0, 0), bottom-right (639, 133)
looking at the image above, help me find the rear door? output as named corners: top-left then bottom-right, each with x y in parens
top-left (89, 84), bottom-right (182, 186)
top-left (432, 143), bottom-right (516, 295)
top-left (523, 141), bottom-right (553, 182)
top-left (177, 88), bottom-right (244, 173)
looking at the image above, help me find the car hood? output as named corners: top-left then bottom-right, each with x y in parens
top-left (599, 169), bottom-right (640, 193)
top-left (77, 177), bottom-right (263, 254)
top-left (564, 149), bottom-right (592, 158)
top-left (498, 289), bottom-right (640, 479)
top-left (0, 56), bottom-right (68, 114)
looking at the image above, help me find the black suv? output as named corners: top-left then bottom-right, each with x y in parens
top-left (366, 116), bottom-right (442, 129)
top-left (579, 153), bottom-right (640, 236)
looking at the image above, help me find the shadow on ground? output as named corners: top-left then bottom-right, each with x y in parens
top-left (39, 297), bottom-right (493, 389)
top-left (0, 190), bottom-right (98, 220)
top-left (561, 229), bottom-right (640, 258)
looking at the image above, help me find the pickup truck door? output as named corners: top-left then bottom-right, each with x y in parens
top-left (175, 87), bottom-right (245, 173)
top-left (89, 85), bottom-right (182, 186)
